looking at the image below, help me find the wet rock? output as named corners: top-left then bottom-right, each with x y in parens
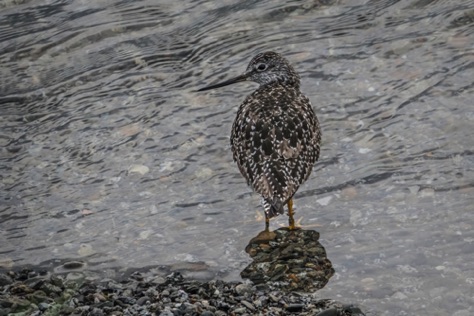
top-left (24, 276), bottom-right (46, 290)
top-left (0, 274), bottom-right (13, 286)
top-left (128, 164), bottom-right (150, 175)
top-left (241, 299), bottom-right (255, 311)
top-left (38, 302), bottom-right (50, 311)
top-left (40, 282), bottom-right (63, 295)
top-left (50, 274), bottom-right (64, 287)
top-left (63, 261), bottom-right (85, 269)
top-left (10, 283), bottom-right (34, 294)
top-left (317, 308), bottom-right (340, 316)
top-left (241, 228), bottom-right (334, 292)
top-left (136, 296), bottom-right (150, 305)
top-left (287, 303), bottom-right (304, 312)
top-left (0, 296), bottom-right (32, 312)
top-left (150, 275), bottom-right (166, 285)
top-left (66, 271), bottom-right (86, 283)
top-left (235, 283), bottom-right (253, 296)
top-left (233, 306), bottom-right (246, 313)
top-left (26, 290), bottom-right (51, 305)
top-left (90, 307), bottom-right (105, 316)
top-left (0, 308), bottom-right (11, 316)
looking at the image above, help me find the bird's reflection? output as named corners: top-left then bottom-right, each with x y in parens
top-left (241, 228), bottom-right (334, 292)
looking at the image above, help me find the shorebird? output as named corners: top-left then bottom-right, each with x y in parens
top-left (197, 51), bottom-right (321, 231)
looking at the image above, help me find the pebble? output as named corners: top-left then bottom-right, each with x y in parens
top-left (38, 302), bottom-right (50, 311)
top-left (233, 307), bottom-right (246, 313)
top-left (63, 261), bottom-right (85, 269)
top-left (0, 274), bottom-right (13, 286)
top-left (286, 303), bottom-right (304, 312)
top-left (136, 296), bottom-right (149, 305)
top-left (241, 300), bottom-right (255, 311)
top-left (128, 164), bottom-right (150, 175)
top-left (235, 283), bottom-right (252, 295)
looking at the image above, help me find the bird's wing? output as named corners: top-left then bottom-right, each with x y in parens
top-left (231, 87), bottom-right (321, 205)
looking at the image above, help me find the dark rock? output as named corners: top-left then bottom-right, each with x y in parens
top-left (90, 307), bottom-right (105, 316)
top-left (317, 308), bottom-right (340, 316)
top-left (10, 283), bottom-right (34, 294)
top-left (217, 301), bottom-right (231, 311)
top-left (106, 280), bottom-right (123, 291)
top-left (241, 299), bottom-right (255, 311)
top-left (269, 293), bottom-right (280, 302)
top-left (0, 297), bottom-right (31, 312)
top-left (342, 304), bottom-right (365, 314)
top-left (6, 145), bottom-right (22, 153)
top-left (136, 296), bottom-right (150, 305)
top-left (241, 228), bottom-right (335, 292)
top-left (286, 303), bottom-right (304, 312)
top-left (63, 261), bottom-right (85, 269)
top-left (24, 276), bottom-right (46, 290)
top-left (0, 308), bottom-right (11, 316)
top-left (26, 290), bottom-right (50, 305)
top-left (50, 274), bottom-right (64, 287)
top-left (130, 271), bottom-right (144, 281)
top-left (38, 302), bottom-right (50, 311)
top-left (0, 274), bottom-right (13, 286)
top-left (40, 282), bottom-right (62, 295)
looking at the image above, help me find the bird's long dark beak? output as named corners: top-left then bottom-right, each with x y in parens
top-left (197, 73), bottom-right (248, 92)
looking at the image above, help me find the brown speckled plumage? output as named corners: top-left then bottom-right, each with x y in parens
top-left (198, 52), bottom-right (321, 229)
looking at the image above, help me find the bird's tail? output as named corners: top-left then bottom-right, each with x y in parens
top-left (263, 198), bottom-right (285, 218)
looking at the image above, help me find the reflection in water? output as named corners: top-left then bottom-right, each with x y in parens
top-left (241, 228), bottom-right (334, 292)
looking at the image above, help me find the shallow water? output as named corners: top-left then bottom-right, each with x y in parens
top-left (1, 0), bottom-right (473, 314)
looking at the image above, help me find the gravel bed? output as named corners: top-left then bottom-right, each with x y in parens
top-left (0, 269), bottom-right (365, 316)
top-left (1, 229), bottom-right (366, 315)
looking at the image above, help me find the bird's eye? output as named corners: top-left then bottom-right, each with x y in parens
top-left (256, 63), bottom-right (267, 71)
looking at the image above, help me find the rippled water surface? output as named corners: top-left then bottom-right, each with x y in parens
top-left (1, 0), bottom-right (474, 314)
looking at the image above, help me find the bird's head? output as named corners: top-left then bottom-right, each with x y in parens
top-left (197, 51), bottom-right (300, 92)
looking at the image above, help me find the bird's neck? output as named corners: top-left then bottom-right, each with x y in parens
top-left (259, 79), bottom-right (300, 92)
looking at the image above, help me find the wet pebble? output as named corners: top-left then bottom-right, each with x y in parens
top-left (241, 299), bottom-right (255, 311)
top-left (136, 296), bottom-right (149, 305)
top-left (287, 303), bottom-right (304, 312)
top-left (233, 306), bottom-right (246, 313)
top-left (0, 273), bottom-right (13, 286)
top-left (63, 261), bottom-right (85, 269)
top-left (237, 283), bottom-right (254, 296)
top-left (38, 302), bottom-right (50, 311)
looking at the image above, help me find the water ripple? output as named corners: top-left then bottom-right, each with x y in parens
top-left (1, 1), bottom-right (474, 314)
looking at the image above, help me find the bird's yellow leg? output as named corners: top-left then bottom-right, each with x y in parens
top-left (288, 198), bottom-right (296, 230)
top-left (265, 212), bottom-right (270, 232)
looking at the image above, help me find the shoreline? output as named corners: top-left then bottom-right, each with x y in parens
top-left (0, 268), bottom-right (366, 315)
